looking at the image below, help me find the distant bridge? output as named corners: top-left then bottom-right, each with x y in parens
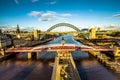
top-left (40, 23), bottom-right (88, 40)
top-left (47, 23), bottom-right (81, 32)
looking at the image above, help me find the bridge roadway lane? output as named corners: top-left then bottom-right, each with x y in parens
top-left (5, 44), bottom-right (113, 53)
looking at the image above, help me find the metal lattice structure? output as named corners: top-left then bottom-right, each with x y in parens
top-left (47, 23), bottom-right (81, 32)
top-left (51, 50), bottom-right (81, 80)
top-left (40, 23), bottom-right (81, 40)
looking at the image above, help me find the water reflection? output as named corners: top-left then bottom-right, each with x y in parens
top-left (0, 56), bottom-right (53, 80)
top-left (76, 57), bottom-right (119, 80)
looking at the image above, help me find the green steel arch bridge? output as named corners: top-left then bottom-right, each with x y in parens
top-left (47, 23), bottom-right (81, 32)
top-left (40, 23), bottom-right (88, 40)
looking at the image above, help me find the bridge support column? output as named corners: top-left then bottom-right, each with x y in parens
top-left (36, 52), bottom-right (39, 59)
top-left (114, 47), bottom-right (120, 57)
top-left (28, 52), bottom-right (33, 59)
top-left (32, 52), bottom-right (39, 59)
top-left (33, 29), bottom-right (39, 40)
top-left (28, 52), bottom-right (39, 59)
top-left (88, 28), bottom-right (96, 39)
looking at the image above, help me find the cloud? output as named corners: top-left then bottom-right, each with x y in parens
top-left (31, 0), bottom-right (39, 2)
top-left (14, 0), bottom-right (19, 4)
top-left (61, 13), bottom-right (72, 17)
top-left (39, 11), bottom-right (57, 21)
top-left (28, 11), bottom-right (41, 17)
top-left (46, 1), bottom-right (56, 4)
top-left (105, 24), bottom-right (120, 30)
top-left (107, 24), bottom-right (116, 28)
top-left (28, 11), bottom-right (72, 21)
top-left (113, 14), bottom-right (120, 18)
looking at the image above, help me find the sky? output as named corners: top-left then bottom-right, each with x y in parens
top-left (0, 0), bottom-right (120, 31)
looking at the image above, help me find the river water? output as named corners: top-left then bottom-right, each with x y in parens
top-left (0, 35), bottom-right (119, 80)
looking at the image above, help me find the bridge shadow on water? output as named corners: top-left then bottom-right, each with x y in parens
top-left (76, 60), bottom-right (88, 80)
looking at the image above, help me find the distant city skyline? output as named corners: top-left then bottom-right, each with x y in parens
top-left (0, 0), bottom-right (120, 31)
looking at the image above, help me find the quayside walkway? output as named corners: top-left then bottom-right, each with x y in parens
top-left (51, 50), bottom-right (81, 80)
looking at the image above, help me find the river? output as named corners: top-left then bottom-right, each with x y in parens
top-left (0, 35), bottom-right (119, 80)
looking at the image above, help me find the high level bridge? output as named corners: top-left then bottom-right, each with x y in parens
top-left (51, 50), bottom-right (81, 80)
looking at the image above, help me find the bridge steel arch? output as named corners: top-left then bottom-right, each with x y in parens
top-left (40, 23), bottom-right (81, 40)
top-left (46, 23), bottom-right (81, 32)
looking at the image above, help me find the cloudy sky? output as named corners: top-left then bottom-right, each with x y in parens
top-left (0, 0), bottom-right (120, 30)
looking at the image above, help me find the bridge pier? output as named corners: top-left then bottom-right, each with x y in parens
top-left (36, 52), bottom-right (39, 59)
top-left (88, 28), bottom-right (96, 39)
top-left (1, 49), bottom-right (5, 56)
top-left (33, 29), bottom-right (39, 40)
top-left (27, 52), bottom-right (39, 59)
top-left (28, 52), bottom-right (33, 59)
top-left (113, 47), bottom-right (120, 57)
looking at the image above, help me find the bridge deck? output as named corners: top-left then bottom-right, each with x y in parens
top-left (51, 50), bottom-right (81, 80)
top-left (5, 44), bottom-right (113, 53)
